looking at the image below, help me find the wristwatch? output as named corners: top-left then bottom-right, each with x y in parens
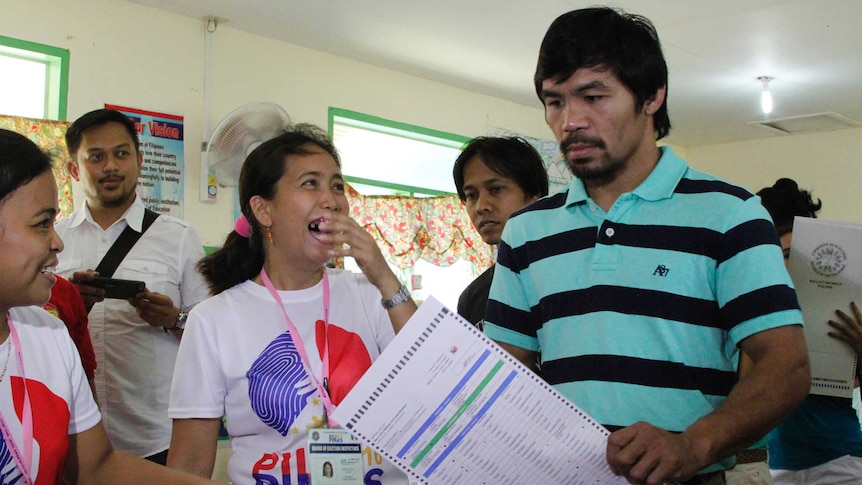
top-left (164, 311), bottom-right (188, 332)
top-left (381, 285), bottom-right (412, 309)
top-left (175, 311), bottom-right (189, 330)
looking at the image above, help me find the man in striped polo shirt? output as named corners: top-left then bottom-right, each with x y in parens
top-left (483, 7), bottom-right (810, 485)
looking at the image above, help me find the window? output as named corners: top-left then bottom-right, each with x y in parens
top-left (0, 35), bottom-right (69, 120)
top-left (329, 108), bottom-right (469, 197)
top-left (329, 108), bottom-right (485, 310)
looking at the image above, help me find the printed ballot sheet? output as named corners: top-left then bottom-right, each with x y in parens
top-left (331, 297), bottom-right (627, 484)
top-left (789, 217), bottom-right (862, 398)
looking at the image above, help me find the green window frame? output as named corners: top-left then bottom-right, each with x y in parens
top-left (0, 35), bottom-right (70, 120)
top-left (328, 107), bottom-right (470, 197)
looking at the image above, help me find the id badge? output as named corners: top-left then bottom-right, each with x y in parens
top-left (308, 428), bottom-right (363, 484)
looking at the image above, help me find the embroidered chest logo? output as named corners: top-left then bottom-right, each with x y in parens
top-left (653, 264), bottom-right (670, 277)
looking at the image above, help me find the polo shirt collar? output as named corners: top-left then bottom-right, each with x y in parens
top-left (564, 173), bottom-right (590, 208)
top-left (632, 146), bottom-right (687, 202)
top-left (563, 146), bottom-right (687, 207)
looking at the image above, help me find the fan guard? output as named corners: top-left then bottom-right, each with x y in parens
top-left (206, 102), bottom-right (291, 187)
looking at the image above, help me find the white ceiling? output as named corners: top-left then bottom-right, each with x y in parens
top-left (127, 0), bottom-right (862, 148)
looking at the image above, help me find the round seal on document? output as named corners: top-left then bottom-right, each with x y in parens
top-left (810, 242), bottom-right (847, 277)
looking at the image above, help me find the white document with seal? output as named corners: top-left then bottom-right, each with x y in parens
top-left (788, 217), bottom-right (862, 398)
top-left (330, 296), bottom-right (627, 484)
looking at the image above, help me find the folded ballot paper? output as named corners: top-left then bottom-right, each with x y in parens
top-left (788, 217), bottom-right (862, 398)
top-left (331, 296), bottom-right (627, 484)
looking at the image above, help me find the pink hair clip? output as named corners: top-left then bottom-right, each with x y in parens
top-left (234, 214), bottom-right (251, 238)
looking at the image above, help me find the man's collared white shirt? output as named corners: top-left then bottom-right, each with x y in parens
top-left (55, 196), bottom-right (209, 456)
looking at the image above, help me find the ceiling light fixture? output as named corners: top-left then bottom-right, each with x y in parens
top-left (758, 76), bottom-right (773, 114)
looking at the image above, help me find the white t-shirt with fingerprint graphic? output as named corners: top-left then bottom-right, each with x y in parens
top-left (169, 269), bottom-right (408, 485)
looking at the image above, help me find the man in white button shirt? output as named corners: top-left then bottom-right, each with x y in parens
top-left (55, 108), bottom-right (209, 465)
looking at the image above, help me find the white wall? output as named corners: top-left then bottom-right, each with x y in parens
top-left (3, 0), bottom-right (550, 246)
top-left (5, 0), bottom-right (861, 242)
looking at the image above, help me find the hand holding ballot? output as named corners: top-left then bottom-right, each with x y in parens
top-left (331, 297), bottom-right (628, 485)
top-left (828, 301), bottom-right (862, 375)
top-left (788, 217), bottom-right (862, 397)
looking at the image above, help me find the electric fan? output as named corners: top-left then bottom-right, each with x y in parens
top-left (205, 102), bottom-right (291, 186)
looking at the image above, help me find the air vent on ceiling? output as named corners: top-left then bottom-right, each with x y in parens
top-left (747, 112), bottom-right (862, 136)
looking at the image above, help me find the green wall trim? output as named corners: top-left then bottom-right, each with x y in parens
top-left (328, 107), bottom-right (470, 148)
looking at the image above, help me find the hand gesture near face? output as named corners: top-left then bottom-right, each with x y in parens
top-left (315, 213), bottom-right (416, 334)
top-left (316, 213), bottom-right (395, 291)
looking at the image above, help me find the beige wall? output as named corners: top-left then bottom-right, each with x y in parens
top-left (687, 128), bottom-right (862, 225)
top-left (4, 0), bottom-right (861, 243)
top-left (3, 0), bottom-right (550, 245)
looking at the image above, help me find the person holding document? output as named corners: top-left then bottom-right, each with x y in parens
top-left (166, 124), bottom-right (416, 484)
top-left (759, 178), bottom-right (862, 484)
top-left (483, 7), bottom-right (810, 485)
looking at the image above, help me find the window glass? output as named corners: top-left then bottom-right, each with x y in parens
top-left (0, 56), bottom-right (47, 119)
top-left (330, 108), bottom-right (481, 311)
top-left (330, 108), bottom-right (469, 197)
top-left (0, 36), bottom-right (69, 120)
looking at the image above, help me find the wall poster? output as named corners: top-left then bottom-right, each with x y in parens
top-left (486, 127), bottom-right (572, 194)
top-left (106, 104), bottom-right (185, 218)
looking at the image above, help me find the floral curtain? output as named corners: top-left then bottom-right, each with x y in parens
top-left (347, 185), bottom-right (493, 272)
top-left (0, 115), bottom-right (74, 217)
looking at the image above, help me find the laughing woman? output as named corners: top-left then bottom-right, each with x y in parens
top-left (167, 124), bottom-right (417, 484)
top-left (0, 129), bottom-right (217, 484)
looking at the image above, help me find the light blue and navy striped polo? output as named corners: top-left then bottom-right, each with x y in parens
top-left (485, 147), bottom-right (801, 440)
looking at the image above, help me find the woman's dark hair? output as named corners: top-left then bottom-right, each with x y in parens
top-left (756, 178), bottom-right (822, 235)
top-left (0, 129), bottom-right (53, 203)
top-left (198, 123), bottom-right (340, 295)
top-left (534, 6), bottom-right (671, 140)
top-left (452, 136), bottom-right (550, 202)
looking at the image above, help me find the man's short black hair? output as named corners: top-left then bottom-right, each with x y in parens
top-left (65, 108), bottom-right (140, 157)
top-left (534, 6), bottom-right (671, 140)
top-left (452, 136), bottom-right (549, 202)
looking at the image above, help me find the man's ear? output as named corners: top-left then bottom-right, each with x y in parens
top-left (643, 85), bottom-right (667, 116)
top-left (67, 161), bottom-right (79, 181)
top-left (249, 195), bottom-right (272, 228)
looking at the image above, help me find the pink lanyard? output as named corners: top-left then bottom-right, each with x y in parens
top-left (259, 269), bottom-right (335, 425)
top-left (0, 318), bottom-right (34, 485)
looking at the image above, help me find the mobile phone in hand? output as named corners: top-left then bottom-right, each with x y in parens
top-left (80, 277), bottom-right (146, 299)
